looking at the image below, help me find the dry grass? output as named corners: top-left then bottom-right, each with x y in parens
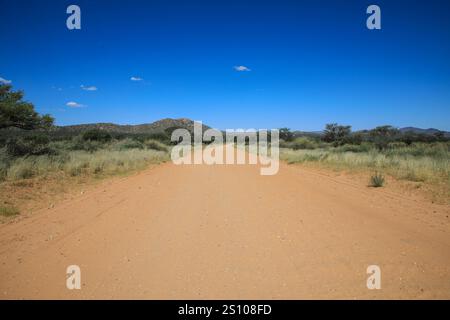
top-left (281, 148), bottom-right (448, 182)
top-left (0, 205), bottom-right (19, 217)
top-left (280, 147), bottom-right (449, 202)
top-left (5, 149), bottom-right (169, 180)
top-left (0, 148), bottom-right (170, 220)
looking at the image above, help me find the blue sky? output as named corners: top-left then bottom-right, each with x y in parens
top-left (1, 0), bottom-right (449, 131)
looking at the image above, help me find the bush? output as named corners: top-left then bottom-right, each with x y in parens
top-left (68, 136), bottom-right (104, 152)
top-left (5, 135), bottom-right (55, 156)
top-left (112, 138), bottom-right (144, 150)
top-left (291, 137), bottom-right (317, 150)
top-left (148, 132), bottom-right (171, 143)
top-left (369, 172), bottom-right (385, 187)
top-left (82, 129), bottom-right (112, 142)
top-left (279, 128), bottom-right (294, 142)
top-left (336, 143), bottom-right (372, 153)
top-left (323, 123), bottom-right (352, 146)
top-left (144, 139), bottom-right (168, 152)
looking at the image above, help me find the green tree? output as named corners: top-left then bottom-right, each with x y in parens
top-left (279, 128), bottom-right (294, 142)
top-left (0, 84), bottom-right (54, 130)
top-left (82, 129), bottom-right (112, 142)
top-left (323, 123), bottom-right (351, 146)
top-left (369, 125), bottom-right (399, 150)
top-left (369, 125), bottom-right (399, 138)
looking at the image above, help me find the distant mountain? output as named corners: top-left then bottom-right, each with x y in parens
top-left (292, 130), bottom-right (323, 138)
top-left (399, 127), bottom-right (450, 137)
top-left (5, 120), bottom-right (448, 139)
top-left (55, 118), bottom-right (211, 135)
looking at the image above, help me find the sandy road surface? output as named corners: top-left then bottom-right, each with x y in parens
top-left (0, 157), bottom-right (449, 299)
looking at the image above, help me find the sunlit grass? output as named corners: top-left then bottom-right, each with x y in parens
top-left (280, 145), bottom-right (450, 187)
top-left (4, 148), bottom-right (169, 180)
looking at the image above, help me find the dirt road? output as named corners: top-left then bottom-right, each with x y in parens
top-left (1, 158), bottom-right (449, 299)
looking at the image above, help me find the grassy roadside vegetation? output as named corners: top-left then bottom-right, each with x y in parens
top-left (1, 83), bottom-right (449, 216)
top-left (0, 84), bottom-right (174, 218)
top-left (0, 134), bottom-right (170, 181)
top-left (279, 125), bottom-right (449, 201)
top-left (0, 132), bottom-right (171, 219)
top-left (0, 83), bottom-right (181, 218)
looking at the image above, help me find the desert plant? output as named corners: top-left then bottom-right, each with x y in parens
top-left (369, 172), bottom-right (385, 187)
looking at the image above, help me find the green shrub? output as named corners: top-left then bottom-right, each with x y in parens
top-left (5, 135), bottom-right (55, 156)
top-left (144, 139), bottom-right (168, 152)
top-left (147, 132), bottom-right (171, 143)
top-left (68, 136), bottom-right (103, 152)
top-left (336, 143), bottom-right (372, 153)
top-left (82, 129), bottom-right (112, 142)
top-left (369, 172), bottom-right (385, 187)
top-left (112, 138), bottom-right (144, 150)
top-left (291, 137), bottom-right (317, 150)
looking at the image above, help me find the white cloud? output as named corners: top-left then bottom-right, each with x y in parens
top-left (66, 101), bottom-right (85, 108)
top-left (233, 65), bottom-right (251, 72)
top-left (0, 77), bottom-right (12, 84)
top-left (130, 76), bottom-right (143, 81)
top-left (80, 85), bottom-right (98, 91)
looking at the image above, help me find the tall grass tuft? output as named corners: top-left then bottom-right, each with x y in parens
top-left (369, 172), bottom-right (385, 187)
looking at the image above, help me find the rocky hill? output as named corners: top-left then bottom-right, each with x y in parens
top-left (55, 118), bottom-right (210, 135)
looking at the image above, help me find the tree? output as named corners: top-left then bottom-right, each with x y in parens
top-left (323, 123), bottom-right (351, 146)
top-left (82, 129), bottom-right (112, 142)
top-left (433, 131), bottom-right (445, 142)
top-left (0, 84), bottom-right (54, 130)
top-left (279, 128), bottom-right (294, 142)
top-left (369, 125), bottom-right (399, 150)
top-left (369, 125), bottom-right (399, 138)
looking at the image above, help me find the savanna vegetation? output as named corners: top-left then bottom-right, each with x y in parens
top-left (0, 84), bottom-right (171, 217)
top-left (279, 124), bottom-right (449, 198)
top-left (1, 83), bottom-right (449, 216)
top-left (0, 84), bottom-right (171, 183)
